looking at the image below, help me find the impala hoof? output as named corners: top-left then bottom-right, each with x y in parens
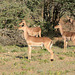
top-left (51, 59), bottom-right (54, 61)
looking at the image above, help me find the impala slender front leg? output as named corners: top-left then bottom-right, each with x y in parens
top-left (65, 41), bottom-right (68, 48)
top-left (28, 46), bottom-right (32, 60)
top-left (48, 48), bottom-right (54, 61)
top-left (36, 35), bottom-right (38, 37)
top-left (39, 30), bottom-right (41, 37)
top-left (64, 38), bottom-right (67, 52)
top-left (73, 40), bottom-right (75, 45)
top-left (71, 36), bottom-right (75, 45)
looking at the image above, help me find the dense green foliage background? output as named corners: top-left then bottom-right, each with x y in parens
top-left (0, 0), bottom-right (74, 31)
top-left (0, 0), bottom-right (43, 29)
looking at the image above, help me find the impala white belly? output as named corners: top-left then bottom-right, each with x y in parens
top-left (28, 42), bottom-right (44, 47)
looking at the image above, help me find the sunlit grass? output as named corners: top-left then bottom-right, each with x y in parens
top-left (0, 45), bottom-right (7, 53)
top-left (59, 56), bottom-right (65, 60)
top-left (0, 44), bottom-right (75, 75)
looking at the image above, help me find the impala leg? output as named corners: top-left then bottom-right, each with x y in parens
top-left (72, 40), bottom-right (75, 45)
top-left (65, 39), bottom-right (68, 49)
top-left (73, 40), bottom-right (75, 45)
top-left (36, 35), bottom-right (38, 37)
top-left (44, 43), bottom-right (54, 61)
top-left (64, 38), bottom-right (67, 52)
top-left (49, 48), bottom-right (54, 61)
top-left (41, 46), bottom-right (43, 49)
top-left (28, 46), bottom-right (32, 60)
top-left (71, 36), bottom-right (75, 45)
top-left (39, 30), bottom-right (41, 37)
top-left (41, 44), bottom-right (44, 49)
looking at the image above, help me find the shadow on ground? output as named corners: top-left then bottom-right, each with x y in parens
top-left (16, 44), bottom-right (28, 48)
top-left (16, 56), bottom-right (28, 59)
top-left (54, 40), bottom-right (64, 48)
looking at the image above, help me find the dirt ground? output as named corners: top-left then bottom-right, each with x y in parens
top-left (0, 38), bottom-right (75, 75)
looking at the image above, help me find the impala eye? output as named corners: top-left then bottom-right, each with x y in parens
top-left (22, 23), bottom-right (24, 27)
top-left (22, 25), bottom-right (24, 27)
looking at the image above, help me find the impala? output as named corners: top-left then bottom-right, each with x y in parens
top-left (18, 25), bottom-right (54, 61)
top-left (19, 20), bottom-right (41, 37)
top-left (54, 24), bottom-right (75, 51)
top-left (67, 16), bottom-right (75, 26)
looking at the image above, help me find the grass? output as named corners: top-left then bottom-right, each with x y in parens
top-left (47, 71), bottom-right (62, 75)
top-left (63, 51), bottom-right (75, 57)
top-left (59, 56), bottom-right (65, 60)
top-left (0, 44), bottom-right (75, 75)
top-left (0, 45), bottom-right (7, 53)
top-left (11, 49), bottom-right (19, 52)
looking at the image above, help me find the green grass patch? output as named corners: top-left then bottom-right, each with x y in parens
top-left (0, 60), bottom-right (5, 65)
top-left (38, 59), bottom-right (49, 64)
top-left (2, 72), bottom-right (6, 75)
top-left (0, 49), bottom-right (7, 53)
top-left (14, 71), bottom-right (27, 75)
top-left (14, 62), bottom-right (18, 66)
top-left (47, 70), bottom-right (62, 75)
top-left (68, 46), bottom-right (75, 49)
top-left (20, 47), bottom-right (27, 52)
top-left (11, 49), bottom-right (19, 52)
top-left (47, 70), bottom-right (69, 75)
top-left (32, 50), bottom-right (37, 53)
top-left (63, 51), bottom-right (75, 57)
top-left (20, 71), bottom-right (27, 75)
top-left (3, 58), bottom-right (11, 62)
top-left (59, 56), bottom-right (65, 60)
top-left (66, 61), bottom-right (75, 64)
top-left (0, 45), bottom-right (7, 53)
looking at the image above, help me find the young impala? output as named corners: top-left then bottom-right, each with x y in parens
top-left (54, 24), bottom-right (75, 51)
top-left (18, 25), bottom-right (54, 61)
top-left (19, 20), bottom-right (41, 37)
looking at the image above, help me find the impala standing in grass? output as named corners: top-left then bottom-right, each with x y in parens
top-left (18, 25), bottom-right (54, 61)
top-left (54, 23), bottom-right (75, 51)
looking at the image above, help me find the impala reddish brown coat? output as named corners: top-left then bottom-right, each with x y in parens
top-left (55, 24), bottom-right (75, 51)
top-left (18, 25), bottom-right (54, 61)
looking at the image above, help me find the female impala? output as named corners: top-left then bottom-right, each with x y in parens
top-left (18, 25), bottom-right (54, 61)
top-left (19, 20), bottom-right (41, 37)
top-left (54, 24), bottom-right (75, 51)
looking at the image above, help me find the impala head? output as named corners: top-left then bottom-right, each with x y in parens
top-left (66, 16), bottom-right (73, 23)
top-left (69, 18), bottom-right (73, 23)
top-left (67, 16), bottom-right (70, 20)
top-left (19, 20), bottom-right (26, 26)
top-left (54, 25), bottom-right (61, 29)
top-left (18, 25), bottom-right (26, 31)
top-left (54, 24), bottom-right (62, 32)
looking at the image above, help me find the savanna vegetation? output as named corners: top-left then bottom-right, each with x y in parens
top-left (0, 0), bottom-right (75, 75)
top-left (0, 0), bottom-right (74, 29)
top-left (0, 0), bottom-right (74, 44)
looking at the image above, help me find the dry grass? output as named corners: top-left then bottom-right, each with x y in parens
top-left (0, 40), bottom-right (75, 75)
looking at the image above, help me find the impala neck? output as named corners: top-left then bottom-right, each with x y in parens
top-left (23, 27), bottom-right (29, 40)
top-left (23, 21), bottom-right (26, 26)
top-left (58, 25), bottom-right (63, 35)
